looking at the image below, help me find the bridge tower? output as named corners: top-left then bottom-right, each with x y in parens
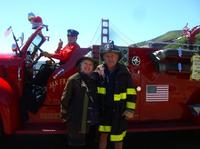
top-left (101, 19), bottom-right (109, 45)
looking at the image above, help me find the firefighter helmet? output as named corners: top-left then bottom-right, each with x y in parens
top-left (31, 16), bottom-right (43, 29)
top-left (100, 40), bottom-right (122, 61)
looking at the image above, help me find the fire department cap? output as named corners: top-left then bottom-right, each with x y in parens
top-left (100, 40), bottom-right (122, 61)
top-left (67, 29), bottom-right (79, 37)
top-left (76, 56), bottom-right (98, 70)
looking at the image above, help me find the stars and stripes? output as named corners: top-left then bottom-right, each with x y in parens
top-left (146, 85), bottom-right (169, 102)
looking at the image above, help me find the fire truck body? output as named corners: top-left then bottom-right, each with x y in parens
top-left (1, 25), bottom-right (200, 136)
top-left (127, 47), bottom-right (200, 131)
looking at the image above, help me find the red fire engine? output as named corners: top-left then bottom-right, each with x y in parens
top-left (0, 19), bottom-right (200, 136)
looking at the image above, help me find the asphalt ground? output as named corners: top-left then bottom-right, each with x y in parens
top-left (0, 130), bottom-right (200, 149)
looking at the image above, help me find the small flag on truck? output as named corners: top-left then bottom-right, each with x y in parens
top-left (4, 26), bottom-right (12, 37)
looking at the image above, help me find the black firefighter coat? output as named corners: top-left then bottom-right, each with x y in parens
top-left (60, 72), bottom-right (98, 144)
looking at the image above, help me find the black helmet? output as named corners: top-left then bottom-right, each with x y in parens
top-left (100, 40), bottom-right (122, 61)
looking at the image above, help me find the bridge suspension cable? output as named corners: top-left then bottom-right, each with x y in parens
top-left (89, 19), bottom-right (135, 46)
top-left (110, 22), bottom-right (135, 46)
top-left (89, 21), bottom-right (101, 46)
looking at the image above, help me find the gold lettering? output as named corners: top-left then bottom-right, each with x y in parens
top-left (49, 80), bottom-right (59, 88)
top-left (59, 78), bottom-right (67, 85)
top-left (49, 79), bottom-right (67, 89)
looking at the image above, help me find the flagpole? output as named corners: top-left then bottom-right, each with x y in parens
top-left (10, 27), bottom-right (21, 55)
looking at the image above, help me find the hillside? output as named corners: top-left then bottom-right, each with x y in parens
top-left (152, 30), bottom-right (182, 42)
top-left (132, 30), bottom-right (200, 49)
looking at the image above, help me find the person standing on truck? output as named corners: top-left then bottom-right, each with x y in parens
top-left (96, 41), bottom-right (137, 149)
top-left (42, 29), bottom-right (80, 65)
top-left (60, 56), bottom-right (99, 149)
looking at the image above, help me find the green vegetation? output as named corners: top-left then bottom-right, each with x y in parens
top-left (133, 30), bottom-right (200, 49)
top-left (164, 36), bottom-right (187, 49)
top-left (196, 34), bottom-right (200, 44)
top-left (152, 30), bottom-right (182, 42)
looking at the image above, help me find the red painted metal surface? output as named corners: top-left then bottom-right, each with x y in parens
top-left (129, 47), bottom-right (200, 121)
top-left (0, 78), bottom-right (20, 134)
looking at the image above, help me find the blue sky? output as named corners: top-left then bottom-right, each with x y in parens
top-left (0, 0), bottom-right (200, 53)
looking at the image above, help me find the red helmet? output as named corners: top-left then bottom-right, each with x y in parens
top-left (31, 16), bottom-right (43, 29)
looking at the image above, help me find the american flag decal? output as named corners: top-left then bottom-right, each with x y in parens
top-left (146, 85), bottom-right (169, 102)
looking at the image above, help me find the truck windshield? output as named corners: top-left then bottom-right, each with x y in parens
top-left (27, 33), bottom-right (45, 61)
top-left (27, 34), bottom-right (43, 55)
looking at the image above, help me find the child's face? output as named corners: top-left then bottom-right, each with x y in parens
top-left (80, 60), bottom-right (94, 74)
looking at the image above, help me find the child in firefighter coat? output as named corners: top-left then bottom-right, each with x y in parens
top-left (60, 56), bottom-right (99, 149)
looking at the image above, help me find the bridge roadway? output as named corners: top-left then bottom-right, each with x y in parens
top-left (1, 130), bottom-right (200, 149)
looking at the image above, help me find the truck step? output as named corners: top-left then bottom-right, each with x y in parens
top-left (15, 122), bottom-right (67, 135)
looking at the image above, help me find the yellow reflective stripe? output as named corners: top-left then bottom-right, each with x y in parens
top-left (120, 93), bottom-right (126, 100)
top-left (98, 125), bottom-right (111, 132)
top-left (97, 87), bottom-right (106, 94)
top-left (114, 93), bottom-right (127, 101)
top-left (126, 102), bottom-right (136, 109)
top-left (127, 88), bottom-right (136, 95)
top-left (110, 131), bottom-right (126, 142)
top-left (114, 94), bottom-right (121, 101)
